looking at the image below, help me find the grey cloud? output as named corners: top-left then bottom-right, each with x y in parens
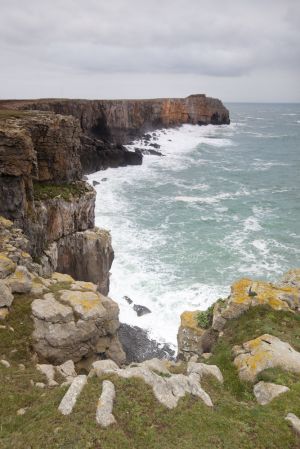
top-left (0, 0), bottom-right (299, 100)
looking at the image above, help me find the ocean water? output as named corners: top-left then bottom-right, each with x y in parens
top-left (89, 103), bottom-right (300, 347)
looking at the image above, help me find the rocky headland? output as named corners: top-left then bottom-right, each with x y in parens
top-left (0, 94), bottom-right (230, 173)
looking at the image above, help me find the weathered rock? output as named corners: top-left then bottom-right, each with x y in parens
top-left (32, 295), bottom-right (73, 323)
top-left (90, 359), bottom-right (119, 378)
top-left (233, 334), bottom-right (300, 382)
top-left (92, 357), bottom-right (215, 409)
top-left (123, 296), bottom-right (133, 304)
top-left (118, 323), bottom-right (175, 363)
top-left (52, 272), bottom-right (74, 283)
top-left (58, 375), bottom-right (87, 415)
top-left (0, 280), bottom-right (14, 307)
top-left (133, 304), bottom-right (151, 317)
top-left (96, 380), bottom-right (116, 427)
top-left (56, 360), bottom-right (77, 382)
top-left (219, 277), bottom-right (299, 326)
top-left (285, 413), bottom-right (300, 436)
top-left (31, 287), bottom-right (125, 365)
top-left (187, 361), bottom-right (224, 384)
top-left (253, 381), bottom-right (290, 405)
top-left (36, 364), bottom-right (58, 387)
top-left (177, 311), bottom-right (218, 361)
top-left (6, 265), bottom-right (32, 293)
top-left (0, 253), bottom-right (16, 279)
top-left (0, 359), bottom-right (10, 368)
top-left (56, 228), bottom-right (114, 296)
top-left (28, 183), bottom-right (96, 258)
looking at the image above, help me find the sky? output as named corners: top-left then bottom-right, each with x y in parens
top-left (0, 0), bottom-right (299, 102)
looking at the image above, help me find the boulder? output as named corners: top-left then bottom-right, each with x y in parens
top-left (6, 265), bottom-right (32, 293)
top-left (36, 364), bottom-right (58, 387)
top-left (90, 359), bottom-right (119, 378)
top-left (0, 280), bottom-right (13, 307)
top-left (285, 413), bottom-right (300, 436)
top-left (31, 286), bottom-right (125, 365)
top-left (133, 304), bottom-right (151, 317)
top-left (56, 360), bottom-right (77, 383)
top-left (0, 253), bottom-right (16, 279)
top-left (233, 334), bottom-right (300, 382)
top-left (253, 381), bottom-right (289, 405)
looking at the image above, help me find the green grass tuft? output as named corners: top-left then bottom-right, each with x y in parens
top-left (33, 182), bottom-right (91, 202)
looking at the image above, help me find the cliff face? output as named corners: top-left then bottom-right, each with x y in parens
top-left (1, 94), bottom-right (230, 142)
top-left (0, 94), bottom-right (229, 173)
top-left (0, 111), bottom-right (113, 294)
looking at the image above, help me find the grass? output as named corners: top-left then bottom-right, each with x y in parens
top-left (0, 298), bottom-right (299, 449)
top-left (197, 305), bottom-right (214, 329)
top-left (33, 181), bottom-right (91, 201)
top-left (197, 299), bottom-right (226, 329)
top-left (0, 109), bottom-right (31, 120)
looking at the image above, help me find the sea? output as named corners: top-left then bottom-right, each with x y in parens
top-left (88, 103), bottom-right (300, 348)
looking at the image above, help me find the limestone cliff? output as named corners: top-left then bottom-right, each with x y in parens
top-left (0, 217), bottom-right (125, 365)
top-left (0, 94), bottom-right (229, 173)
top-left (0, 111), bottom-right (113, 294)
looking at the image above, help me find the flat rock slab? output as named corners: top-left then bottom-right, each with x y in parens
top-left (254, 381), bottom-right (290, 405)
top-left (58, 375), bottom-right (87, 415)
top-left (96, 380), bottom-right (116, 427)
top-left (233, 334), bottom-right (300, 382)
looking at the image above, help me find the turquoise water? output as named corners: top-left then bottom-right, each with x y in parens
top-left (90, 103), bottom-right (300, 345)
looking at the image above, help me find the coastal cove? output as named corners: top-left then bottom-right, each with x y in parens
top-left (89, 103), bottom-right (300, 347)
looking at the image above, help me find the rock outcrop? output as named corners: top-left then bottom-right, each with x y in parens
top-left (178, 271), bottom-right (300, 360)
top-left (89, 358), bottom-right (223, 409)
top-left (233, 334), bottom-right (300, 382)
top-left (31, 273), bottom-right (125, 365)
top-left (0, 216), bottom-right (124, 366)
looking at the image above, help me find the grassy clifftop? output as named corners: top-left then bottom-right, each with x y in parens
top-left (1, 292), bottom-right (299, 449)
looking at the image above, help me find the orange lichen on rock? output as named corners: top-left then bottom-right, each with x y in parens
top-left (180, 311), bottom-right (204, 335)
top-left (230, 278), bottom-right (298, 311)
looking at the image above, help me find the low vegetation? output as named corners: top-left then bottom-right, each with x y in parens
top-left (0, 297), bottom-right (299, 449)
top-left (0, 109), bottom-right (30, 120)
top-left (33, 182), bottom-right (90, 201)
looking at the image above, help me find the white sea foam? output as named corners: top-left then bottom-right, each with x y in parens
top-left (89, 115), bottom-right (298, 347)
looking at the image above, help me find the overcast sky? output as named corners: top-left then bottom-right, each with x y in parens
top-left (0, 0), bottom-right (299, 102)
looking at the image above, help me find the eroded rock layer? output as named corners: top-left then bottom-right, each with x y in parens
top-left (0, 112), bottom-right (113, 292)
